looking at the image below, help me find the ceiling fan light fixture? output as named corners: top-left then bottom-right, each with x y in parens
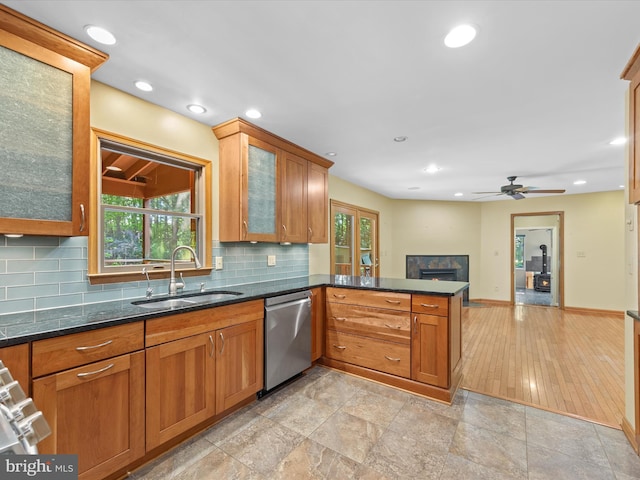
top-left (394, 136), bottom-right (408, 142)
top-left (444, 24), bottom-right (477, 48)
top-left (85, 25), bottom-right (116, 45)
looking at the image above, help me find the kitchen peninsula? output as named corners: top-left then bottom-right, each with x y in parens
top-left (0, 275), bottom-right (467, 480)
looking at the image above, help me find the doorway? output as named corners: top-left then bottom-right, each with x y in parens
top-left (510, 212), bottom-right (564, 308)
top-left (330, 200), bottom-right (379, 277)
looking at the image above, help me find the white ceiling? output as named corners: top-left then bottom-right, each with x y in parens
top-left (5, 0), bottom-right (640, 201)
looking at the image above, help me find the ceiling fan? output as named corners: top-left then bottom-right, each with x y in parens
top-left (473, 176), bottom-right (566, 200)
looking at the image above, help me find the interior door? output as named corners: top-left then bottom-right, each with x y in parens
top-left (330, 200), bottom-right (379, 277)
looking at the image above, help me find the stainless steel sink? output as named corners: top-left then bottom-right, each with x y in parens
top-left (132, 290), bottom-right (243, 309)
top-left (132, 298), bottom-right (198, 309)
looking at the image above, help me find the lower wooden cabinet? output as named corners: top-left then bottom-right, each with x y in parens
top-left (145, 332), bottom-right (216, 450)
top-left (311, 287), bottom-right (325, 361)
top-left (215, 319), bottom-right (263, 413)
top-left (0, 343), bottom-right (30, 395)
top-left (33, 351), bottom-right (145, 480)
top-left (411, 314), bottom-right (448, 387)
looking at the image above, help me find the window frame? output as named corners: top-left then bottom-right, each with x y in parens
top-left (88, 128), bottom-right (212, 284)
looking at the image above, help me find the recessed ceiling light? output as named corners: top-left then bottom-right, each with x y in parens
top-left (84, 25), bottom-right (116, 45)
top-left (105, 165), bottom-right (122, 172)
top-left (245, 109), bottom-right (262, 119)
top-left (394, 136), bottom-right (408, 142)
top-left (134, 80), bottom-right (153, 92)
top-left (609, 137), bottom-right (627, 145)
top-left (574, 180), bottom-right (587, 185)
top-left (408, 186), bottom-right (420, 190)
top-left (454, 192), bottom-right (464, 197)
top-left (620, 185), bottom-right (625, 188)
top-left (444, 24), bottom-right (477, 48)
top-left (325, 152), bottom-right (337, 157)
top-left (187, 104), bottom-right (207, 114)
top-left (423, 165), bottom-right (441, 174)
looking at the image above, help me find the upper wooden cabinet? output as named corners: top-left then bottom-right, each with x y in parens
top-left (0, 6), bottom-right (107, 235)
top-left (213, 118), bottom-right (333, 243)
top-left (622, 43), bottom-right (640, 204)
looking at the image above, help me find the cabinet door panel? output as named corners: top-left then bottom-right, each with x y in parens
top-left (216, 319), bottom-right (263, 413)
top-left (411, 314), bottom-right (448, 387)
top-left (245, 137), bottom-right (279, 242)
top-left (280, 152), bottom-right (308, 243)
top-left (146, 332), bottom-right (215, 450)
top-left (33, 352), bottom-right (144, 480)
top-left (311, 287), bottom-right (325, 361)
top-left (308, 163), bottom-right (329, 243)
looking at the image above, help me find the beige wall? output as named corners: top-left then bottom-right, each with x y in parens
top-left (309, 175), bottom-right (395, 276)
top-left (479, 190), bottom-right (625, 310)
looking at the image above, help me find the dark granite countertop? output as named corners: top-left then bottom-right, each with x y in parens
top-left (0, 274), bottom-right (468, 347)
top-left (627, 310), bottom-right (640, 321)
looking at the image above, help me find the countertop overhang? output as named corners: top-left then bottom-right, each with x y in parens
top-left (0, 275), bottom-right (469, 347)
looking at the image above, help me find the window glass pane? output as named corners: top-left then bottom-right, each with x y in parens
top-left (515, 235), bottom-right (525, 268)
top-left (148, 191), bottom-right (191, 213)
top-left (104, 209), bottom-right (143, 266)
top-left (334, 212), bottom-right (353, 275)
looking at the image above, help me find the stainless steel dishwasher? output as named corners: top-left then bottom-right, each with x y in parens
top-left (260, 290), bottom-right (312, 397)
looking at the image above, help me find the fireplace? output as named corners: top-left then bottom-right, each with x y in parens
top-left (407, 255), bottom-right (469, 303)
top-left (420, 268), bottom-right (457, 281)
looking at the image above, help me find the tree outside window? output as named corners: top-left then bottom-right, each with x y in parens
top-left (515, 234), bottom-right (525, 268)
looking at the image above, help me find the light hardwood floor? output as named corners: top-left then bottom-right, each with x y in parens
top-left (461, 303), bottom-right (625, 428)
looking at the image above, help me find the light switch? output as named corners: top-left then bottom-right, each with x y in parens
top-left (215, 256), bottom-right (223, 269)
top-left (267, 255), bottom-right (276, 266)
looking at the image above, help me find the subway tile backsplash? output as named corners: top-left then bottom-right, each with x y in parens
top-left (0, 236), bottom-right (309, 315)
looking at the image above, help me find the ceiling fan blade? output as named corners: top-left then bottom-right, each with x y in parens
top-left (511, 193), bottom-right (526, 200)
top-left (522, 189), bottom-right (566, 194)
top-left (472, 191), bottom-right (501, 194)
top-left (472, 193), bottom-right (504, 200)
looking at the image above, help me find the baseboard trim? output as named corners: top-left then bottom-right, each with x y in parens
top-left (468, 299), bottom-right (624, 318)
top-left (621, 417), bottom-right (639, 454)
top-left (564, 306), bottom-right (625, 319)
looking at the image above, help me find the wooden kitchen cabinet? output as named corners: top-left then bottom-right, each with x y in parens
top-left (213, 118), bottom-right (333, 243)
top-left (0, 6), bottom-right (107, 236)
top-left (0, 343), bottom-right (30, 395)
top-left (215, 319), bottom-right (263, 413)
top-left (623, 43), bottom-right (640, 204)
top-left (411, 293), bottom-right (462, 389)
top-left (33, 352), bottom-right (145, 480)
top-left (145, 300), bottom-right (264, 448)
top-left (325, 288), bottom-right (412, 378)
top-left (31, 322), bottom-right (145, 480)
top-left (146, 332), bottom-right (216, 450)
top-left (311, 287), bottom-right (325, 361)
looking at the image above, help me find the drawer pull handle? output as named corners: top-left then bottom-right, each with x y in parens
top-left (77, 363), bottom-right (114, 378)
top-left (385, 324), bottom-right (402, 329)
top-left (384, 356), bottom-right (401, 362)
top-left (75, 340), bottom-right (113, 351)
top-left (385, 299), bottom-right (401, 304)
top-left (332, 344), bottom-right (347, 350)
top-left (420, 303), bottom-right (440, 309)
top-left (333, 294), bottom-right (346, 299)
top-left (334, 317), bottom-right (347, 322)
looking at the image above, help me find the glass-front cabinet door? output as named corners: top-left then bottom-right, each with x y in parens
top-left (243, 138), bottom-right (279, 242)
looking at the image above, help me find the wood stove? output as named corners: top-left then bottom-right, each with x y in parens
top-left (533, 244), bottom-right (551, 292)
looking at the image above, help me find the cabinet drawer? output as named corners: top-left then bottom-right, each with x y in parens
top-left (411, 295), bottom-right (449, 317)
top-left (32, 322), bottom-right (144, 378)
top-left (326, 330), bottom-right (410, 378)
top-left (326, 287), bottom-right (410, 311)
top-left (326, 303), bottom-right (410, 344)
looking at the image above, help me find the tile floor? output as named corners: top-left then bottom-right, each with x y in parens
top-left (131, 367), bottom-right (640, 479)
top-left (515, 288), bottom-right (553, 306)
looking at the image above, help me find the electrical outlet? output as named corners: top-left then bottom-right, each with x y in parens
top-left (215, 256), bottom-right (223, 269)
top-left (267, 255), bottom-right (276, 266)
